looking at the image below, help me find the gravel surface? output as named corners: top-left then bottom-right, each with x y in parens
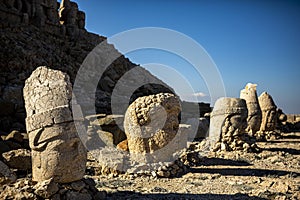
top-left (91, 132), bottom-right (300, 200)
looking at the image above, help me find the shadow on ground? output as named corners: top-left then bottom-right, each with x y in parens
top-left (106, 191), bottom-right (266, 200)
top-left (190, 167), bottom-right (300, 177)
top-left (282, 134), bottom-right (300, 139)
top-left (262, 147), bottom-right (300, 155)
top-left (199, 157), bottom-right (251, 166)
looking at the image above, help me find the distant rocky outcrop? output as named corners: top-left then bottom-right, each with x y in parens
top-left (0, 0), bottom-right (173, 133)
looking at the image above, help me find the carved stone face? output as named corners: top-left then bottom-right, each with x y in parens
top-left (258, 92), bottom-right (277, 132)
top-left (29, 123), bottom-right (86, 183)
top-left (209, 97), bottom-right (249, 151)
top-left (24, 67), bottom-right (87, 183)
top-left (266, 109), bottom-right (277, 129)
top-left (229, 112), bottom-right (247, 131)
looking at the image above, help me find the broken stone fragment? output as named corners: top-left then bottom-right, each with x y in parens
top-left (2, 149), bottom-right (31, 170)
top-left (33, 178), bottom-right (59, 199)
top-left (0, 160), bottom-right (17, 186)
top-left (117, 139), bottom-right (129, 151)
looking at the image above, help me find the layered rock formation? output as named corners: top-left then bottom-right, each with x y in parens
top-left (0, 0), bottom-right (172, 134)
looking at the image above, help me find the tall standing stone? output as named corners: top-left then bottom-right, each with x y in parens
top-left (259, 92), bottom-right (277, 131)
top-left (240, 83), bottom-right (262, 134)
top-left (24, 66), bottom-right (86, 183)
top-left (256, 92), bottom-right (279, 140)
top-left (209, 97), bottom-right (258, 152)
top-left (124, 93), bottom-right (184, 162)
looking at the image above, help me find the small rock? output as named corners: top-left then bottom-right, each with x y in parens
top-left (2, 149), bottom-right (31, 170)
top-left (93, 191), bottom-right (106, 200)
top-left (70, 180), bottom-right (86, 191)
top-left (65, 191), bottom-right (92, 200)
top-left (83, 178), bottom-right (96, 188)
top-left (151, 171), bottom-right (157, 177)
top-left (271, 181), bottom-right (289, 193)
top-left (116, 139), bottom-right (128, 151)
top-left (156, 170), bottom-right (170, 178)
top-left (34, 178), bottom-right (59, 199)
top-left (5, 130), bottom-right (24, 143)
top-left (220, 142), bottom-right (228, 151)
top-left (0, 160), bottom-right (17, 185)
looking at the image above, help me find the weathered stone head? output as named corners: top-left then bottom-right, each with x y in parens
top-left (240, 83), bottom-right (262, 134)
top-left (24, 66), bottom-right (86, 183)
top-left (258, 92), bottom-right (277, 132)
top-left (209, 97), bottom-right (257, 152)
top-left (124, 93), bottom-right (184, 162)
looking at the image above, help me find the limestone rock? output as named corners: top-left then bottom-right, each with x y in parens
top-left (65, 191), bottom-right (92, 200)
top-left (33, 178), bottom-right (59, 199)
top-left (0, 160), bottom-right (17, 185)
top-left (208, 97), bottom-right (259, 152)
top-left (24, 66), bottom-right (86, 183)
top-left (256, 92), bottom-right (281, 140)
top-left (258, 92), bottom-right (277, 132)
top-left (2, 149), bottom-right (31, 170)
top-left (4, 130), bottom-right (24, 143)
top-left (117, 139), bottom-right (129, 151)
top-left (0, 177), bottom-right (103, 200)
top-left (92, 147), bottom-right (126, 174)
top-left (186, 117), bottom-right (209, 141)
top-left (240, 83), bottom-right (262, 134)
top-left (124, 93), bottom-right (182, 162)
top-left (89, 114), bottom-right (126, 145)
top-left (70, 180), bottom-right (86, 191)
top-left (96, 130), bottom-right (114, 147)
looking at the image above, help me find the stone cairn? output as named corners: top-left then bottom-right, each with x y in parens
top-left (23, 66), bottom-right (87, 183)
top-left (240, 83), bottom-right (262, 135)
top-left (209, 97), bottom-right (259, 152)
top-left (256, 92), bottom-right (280, 140)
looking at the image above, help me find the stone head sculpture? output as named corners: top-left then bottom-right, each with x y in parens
top-left (209, 97), bottom-right (250, 151)
top-left (240, 83), bottom-right (262, 134)
top-left (24, 66), bottom-right (86, 183)
top-left (124, 93), bottom-right (184, 163)
top-left (258, 92), bottom-right (277, 132)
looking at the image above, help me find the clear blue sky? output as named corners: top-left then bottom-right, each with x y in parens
top-left (70, 0), bottom-right (300, 114)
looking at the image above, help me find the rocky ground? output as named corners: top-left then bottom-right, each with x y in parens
top-left (90, 132), bottom-right (300, 200)
top-left (0, 132), bottom-right (299, 200)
